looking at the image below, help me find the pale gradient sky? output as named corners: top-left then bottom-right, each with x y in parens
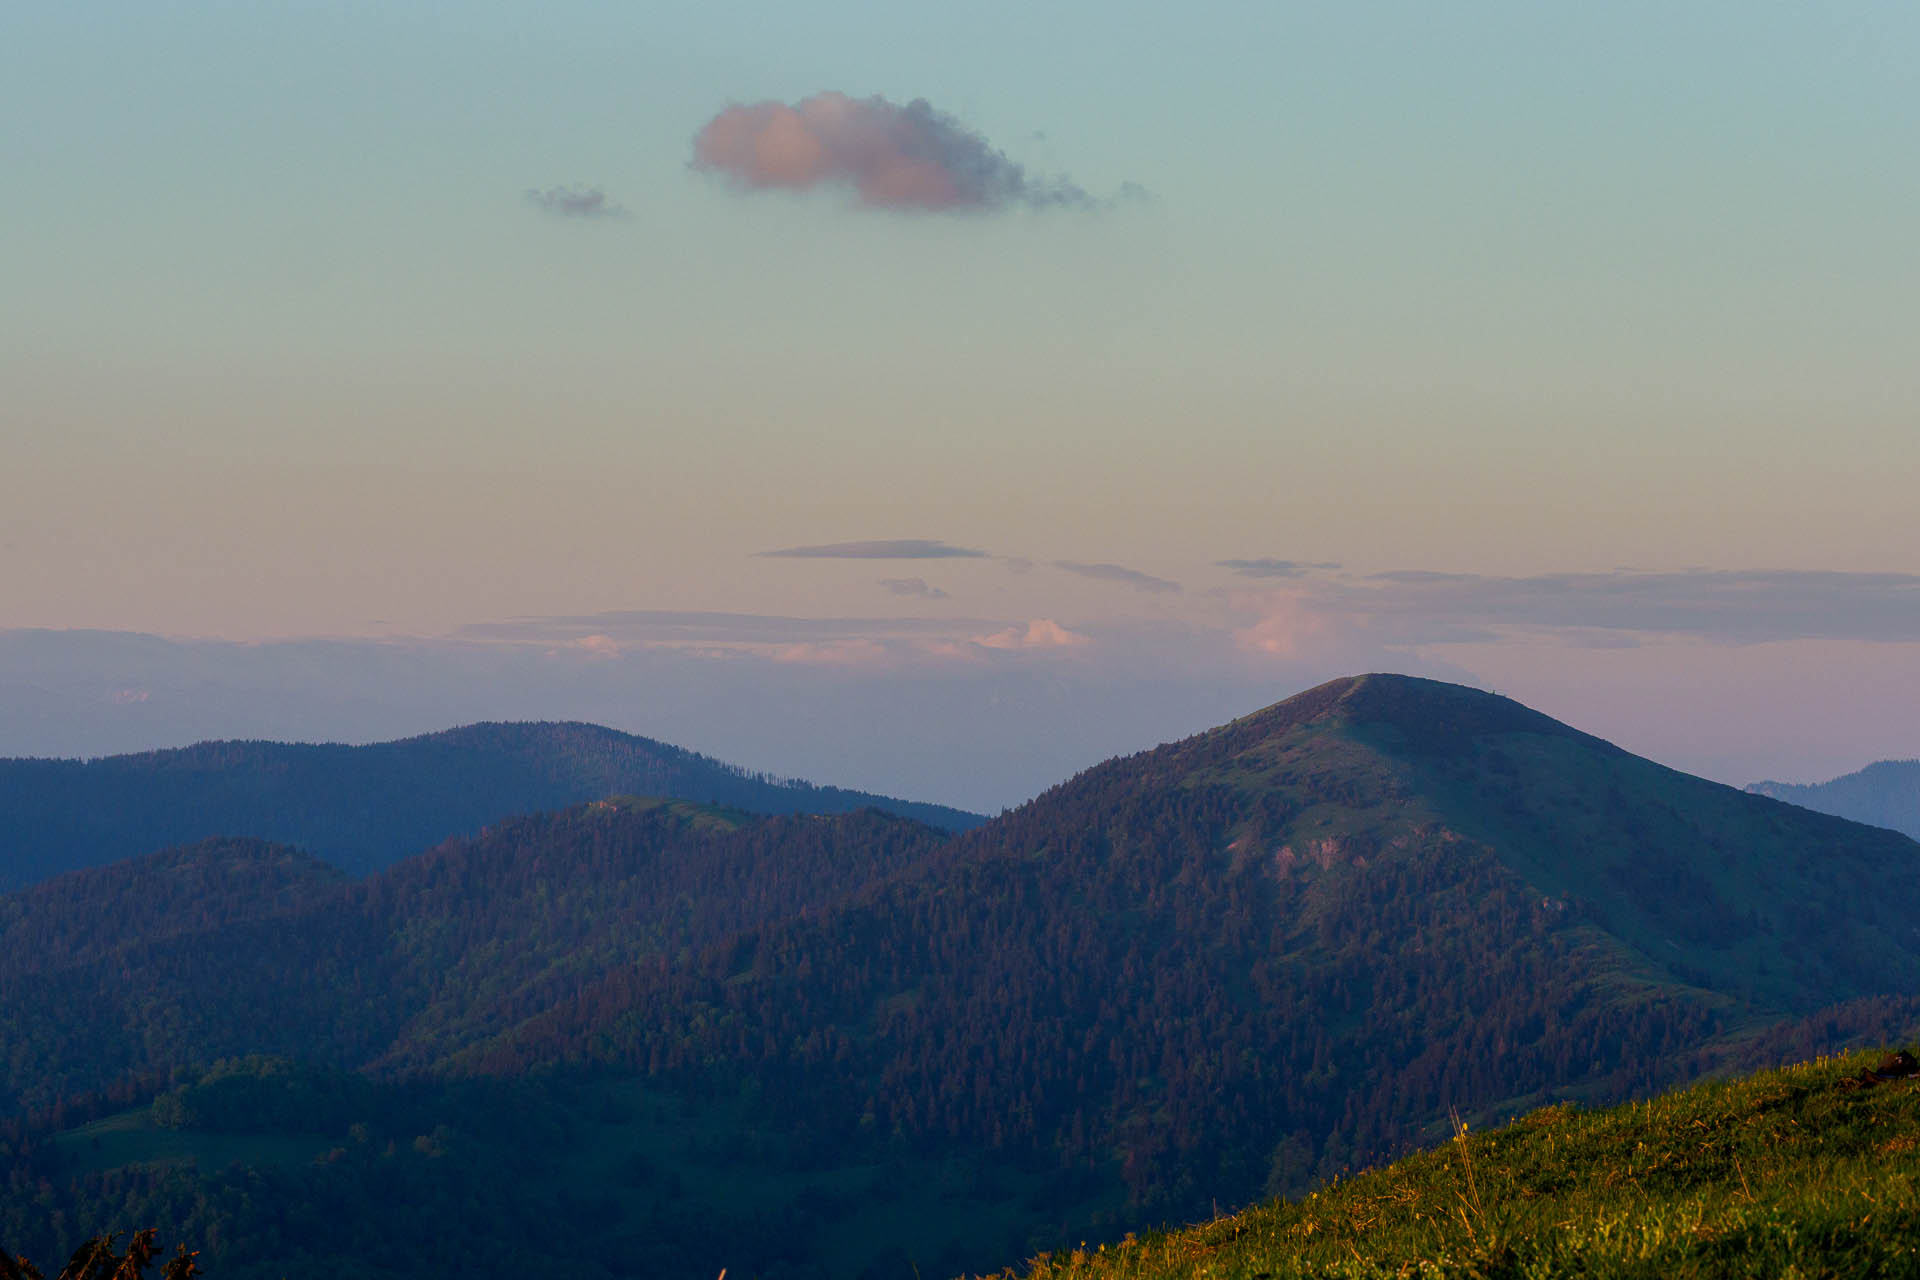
top-left (4, 2), bottom-right (1918, 808)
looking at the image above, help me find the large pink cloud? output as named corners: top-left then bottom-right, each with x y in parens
top-left (692, 92), bottom-right (1099, 213)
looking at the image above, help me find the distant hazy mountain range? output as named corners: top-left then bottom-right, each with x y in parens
top-left (1749, 759), bottom-right (1920, 842)
top-left (3, 675), bottom-right (1918, 1279)
top-left (0, 721), bottom-right (985, 889)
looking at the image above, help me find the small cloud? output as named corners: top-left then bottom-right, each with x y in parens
top-left (760, 539), bottom-right (987, 560)
top-left (1231, 598), bottom-right (1336, 660)
top-left (880, 577), bottom-right (949, 600)
top-left (691, 91), bottom-right (1126, 214)
top-left (976, 618), bottom-right (1090, 650)
top-left (1054, 560), bottom-right (1181, 594)
top-left (462, 609), bottom-right (1002, 650)
top-left (1217, 558), bottom-right (1341, 579)
top-left (571, 633), bottom-right (623, 658)
top-left (770, 638), bottom-right (892, 666)
top-left (1001, 556), bottom-right (1035, 575)
top-left (1367, 569), bottom-right (1480, 584)
top-left (108, 688), bottom-right (150, 705)
top-left (525, 185), bottom-right (630, 219)
top-left (919, 638), bottom-right (985, 662)
top-left (1315, 567), bottom-right (1920, 646)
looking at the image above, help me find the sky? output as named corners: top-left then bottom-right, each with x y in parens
top-left (4, 2), bottom-right (1918, 812)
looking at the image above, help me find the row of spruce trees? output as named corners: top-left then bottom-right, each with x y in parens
top-left (3, 1231), bottom-right (198, 1280)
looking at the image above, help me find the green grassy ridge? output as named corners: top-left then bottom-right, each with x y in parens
top-left (988, 1049), bottom-right (1920, 1279)
top-left (53, 1105), bottom-right (332, 1176)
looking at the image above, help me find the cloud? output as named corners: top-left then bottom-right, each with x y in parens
top-left (1217, 559), bottom-right (1342, 579)
top-left (1368, 570), bottom-right (1479, 584)
top-left (770, 638), bottom-right (893, 667)
top-left (0, 626), bottom-right (1476, 816)
top-left (1313, 569), bottom-right (1920, 646)
top-left (465, 609), bottom-right (998, 649)
top-left (1054, 560), bottom-right (1182, 594)
top-left (481, 610), bottom-right (1008, 672)
top-left (975, 618), bottom-right (1090, 650)
top-left (524, 185), bottom-right (630, 219)
top-left (568, 634), bottom-right (623, 659)
top-left (759, 539), bottom-right (987, 560)
top-left (469, 607), bottom-right (1114, 667)
top-left (880, 577), bottom-right (949, 600)
top-left (1230, 594), bottom-right (1339, 661)
top-left (691, 92), bottom-right (1110, 214)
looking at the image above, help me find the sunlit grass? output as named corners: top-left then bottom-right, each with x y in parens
top-left (983, 1049), bottom-right (1920, 1278)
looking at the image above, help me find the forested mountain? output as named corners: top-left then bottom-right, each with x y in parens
top-left (0, 720), bottom-right (984, 888)
top-left (4, 675), bottom-right (1920, 1279)
top-left (1750, 758), bottom-right (1920, 841)
top-left (0, 837), bottom-right (346, 977)
top-left (0, 800), bottom-right (948, 1115)
top-left (486, 674), bottom-right (1920, 1216)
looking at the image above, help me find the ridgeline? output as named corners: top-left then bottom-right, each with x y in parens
top-left (0, 720), bottom-right (984, 888)
top-left (5, 676), bottom-right (1920, 1277)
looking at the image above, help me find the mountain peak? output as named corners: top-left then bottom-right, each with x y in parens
top-left (1220, 673), bottom-right (1595, 756)
top-left (1330, 673), bottom-right (1593, 749)
top-left (1748, 758), bottom-right (1920, 841)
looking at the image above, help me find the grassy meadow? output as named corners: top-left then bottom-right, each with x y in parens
top-left (988, 1048), bottom-right (1920, 1279)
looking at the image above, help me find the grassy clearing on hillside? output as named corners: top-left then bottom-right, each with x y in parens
top-left (52, 1108), bottom-right (331, 1175)
top-left (986, 1050), bottom-right (1920, 1279)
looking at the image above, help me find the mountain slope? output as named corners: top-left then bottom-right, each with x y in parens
top-left (0, 720), bottom-right (984, 887)
top-left (990, 1047), bottom-right (1920, 1280)
top-left (5, 675), bottom-right (1920, 1278)
top-left (0, 800), bottom-right (950, 1115)
top-left (448, 675), bottom-right (1920, 1226)
top-left (1750, 758), bottom-right (1920, 842)
top-left (0, 837), bottom-right (347, 977)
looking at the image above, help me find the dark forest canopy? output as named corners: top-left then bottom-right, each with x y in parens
top-left (5, 675), bottom-right (1920, 1278)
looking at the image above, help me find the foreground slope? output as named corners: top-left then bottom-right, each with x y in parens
top-left (993, 1048), bottom-right (1920, 1279)
top-left (0, 720), bottom-right (983, 887)
top-left (1751, 759), bottom-right (1920, 842)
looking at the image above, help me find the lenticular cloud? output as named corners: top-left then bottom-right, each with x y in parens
top-left (692, 92), bottom-right (1097, 213)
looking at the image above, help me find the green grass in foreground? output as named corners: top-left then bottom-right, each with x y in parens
top-left (986, 1049), bottom-right (1920, 1279)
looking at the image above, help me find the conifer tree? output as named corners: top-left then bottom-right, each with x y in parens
top-left (0, 1231), bottom-right (198, 1280)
